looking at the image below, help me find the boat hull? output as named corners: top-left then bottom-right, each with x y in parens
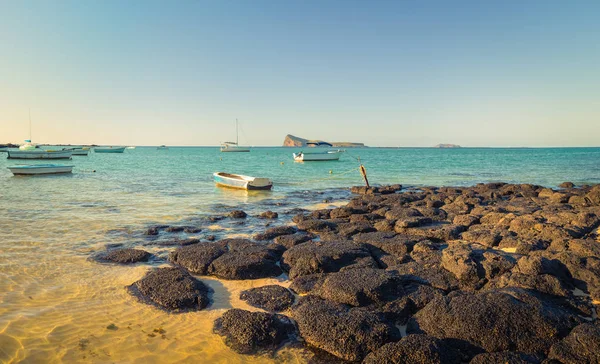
top-left (293, 151), bottom-right (341, 161)
top-left (213, 172), bottom-right (272, 190)
top-left (7, 150), bottom-right (72, 159)
top-left (94, 147), bottom-right (126, 153)
top-left (220, 145), bottom-right (250, 152)
top-left (8, 164), bottom-right (73, 175)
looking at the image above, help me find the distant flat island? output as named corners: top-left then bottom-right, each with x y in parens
top-left (434, 143), bottom-right (461, 148)
top-left (283, 134), bottom-right (366, 148)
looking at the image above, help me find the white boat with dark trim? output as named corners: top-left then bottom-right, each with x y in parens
top-left (7, 149), bottom-right (72, 160)
top-left (213, 172), bottom-right (273, 190)
top-left (220, 119), bottom-right (250, 152)
top-left (94, 146), bottom-right (126, 153)
top-left (157, 145), bottom-right (168, 150)
top-left (8, 164), bottom-right (74, 175)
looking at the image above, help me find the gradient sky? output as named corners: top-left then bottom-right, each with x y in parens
top-left (1, 1), bottom-right (599, 147)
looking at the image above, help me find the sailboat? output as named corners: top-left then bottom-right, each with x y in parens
top-left (19, 110), bottom-right (36, 151)
top-left (220, 119), bottom-right (250, 152)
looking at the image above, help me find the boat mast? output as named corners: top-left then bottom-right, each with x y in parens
top-left (28, 108), bottom-right (32, 142)
top-left (236, 118), bottom-right (239, 145)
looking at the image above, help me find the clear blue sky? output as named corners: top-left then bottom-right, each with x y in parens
top-left (1, 0), bottom-right (599, 147)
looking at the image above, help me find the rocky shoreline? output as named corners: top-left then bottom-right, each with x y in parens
top-left (95, 182), bottom-right (600, 363)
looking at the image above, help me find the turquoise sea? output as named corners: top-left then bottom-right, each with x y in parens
top-left (1, 146), bottom-right (599, 363)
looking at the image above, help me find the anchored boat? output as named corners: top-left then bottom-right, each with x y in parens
top-left (213, 172), bottom-right (273, 190)
top-left (64, 147), bottom-right (90, 156)
top-left (7, 149), bottom-right (72, 160)
top-left (293, 142), bottom-right (343, 161)
top-left (221, 119), bottom-right (250, 152)
top-left (7, 164), bottom-right (74, 175)
top-left (94, 146), bottom-right (126, 153)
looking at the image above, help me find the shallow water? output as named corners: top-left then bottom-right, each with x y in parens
top-left (1, 146), bottom-right (600, 363)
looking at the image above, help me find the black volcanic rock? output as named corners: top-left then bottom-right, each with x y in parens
top-left (281, 240), bottom-right (374, 279)
top-left (291, 296), bottom-right (401, 361)
top-left (213, 309), bottom-right (297, 354)
top-left (129, 267), bottom-right (210, 311)
top-left (240, 285), bottom-right (295, 312)
top-left (547, 323), bottom-right (600, 363)
top-left (408, 289), bottom-right (582, 355)
top-left (363, 334), bottom-right (462, 364)
top-left (97, 248), bottom-right (152, 264)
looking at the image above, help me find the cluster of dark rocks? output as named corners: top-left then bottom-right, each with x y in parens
top-left (99, 182), bottom-right (600, 362)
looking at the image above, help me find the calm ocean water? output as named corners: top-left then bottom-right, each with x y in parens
top-left (1, 146), bottom-right (599, 363)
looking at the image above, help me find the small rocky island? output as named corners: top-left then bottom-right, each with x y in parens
top-left (283, 134), bottom-right (365, 148)
top-left (96, 182), bottom-right (600, 363)
top-left (434, 143), bottom-right (461, 148)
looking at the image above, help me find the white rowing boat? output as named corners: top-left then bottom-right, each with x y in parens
top-left (7, 149), bottom-right (72, 160)
top-left (7, 164), bottom-right (74, 175)
top-left (213, 172), bottom-right (272, 190)
top-left (293, 150), bottom-right (343, 161)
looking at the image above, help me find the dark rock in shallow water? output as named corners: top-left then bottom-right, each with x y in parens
top-left (289, 274), bottom-right (326, 294)
top-left (97, 248), bottom-right (152, 264)
top-left (169, 242), bottom-right (228, 274)
top-left (313, 268), bottom-right (403, 307)
top-left (213, 308), bottom-right (297, 355)
top-left (469, 352), bottom-right (541, 364)
top-left (408, 289), bottom-right (582, 355)
top-left (363, 334), bottom-right (462, 364)
top-left (259, 211), bottom-right (278, 219)
top-left (144, 225), bottom-right (168, 236)
top-left (239, 285), bottom-right (295, 312)
top-left (130, 267), bottom-right (210, 311)
top-left (156, 237), bottom-right (200, 246)
top-left (292, 295), bottom-right (401, 361)
top-left (547, 323), bottom-right (600, 364)
top-left (229, 210), bottom-right (247, 218)
top-left (281, 240), bottom-right (374, 279)
top-left (274, 233), bottom-right (313, 249)
top-left (208, 243), bottom-right (282, 280)
top-left (254, 225), bottom-right (297, 241)
top-left (295, 218), bottom-right (337, 233)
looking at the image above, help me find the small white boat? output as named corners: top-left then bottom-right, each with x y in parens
top-left (7, 149), bottom-right (72, 160)
top-left (293, 141), bottom-right (343, 161)
top-left (19, 140), bottom-right (37, 151)
top-left (220, 119), bottom-right (250, 152)
top-left (157, 145), bottom-right (168, 150)
top-left (94, 146), bottom-right (126, 153)
top-left (8, 164), bottom-right (74, 175)
top-left (126, 146), bottom-right (136, 149)
top-left (293, 150), bottom-right (342, 161)
top-left (213, 172), bottom-right (273, 190)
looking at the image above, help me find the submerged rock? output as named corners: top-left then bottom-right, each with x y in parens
top-left (96, 248), bottom-right (152, 264)
top-left (213, 309), bottom-right (297, 354)
top-left (259, 211), bottom-right (279, 219)
top-left (240, 285), bottom-right (295, 312)
top-left (229, 210), bottom-right (247, 219)
top-left (129, 267), bottom-right (210, 311)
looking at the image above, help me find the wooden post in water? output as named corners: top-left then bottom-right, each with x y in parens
top-left (359, 164), bottom-right (370, 188)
